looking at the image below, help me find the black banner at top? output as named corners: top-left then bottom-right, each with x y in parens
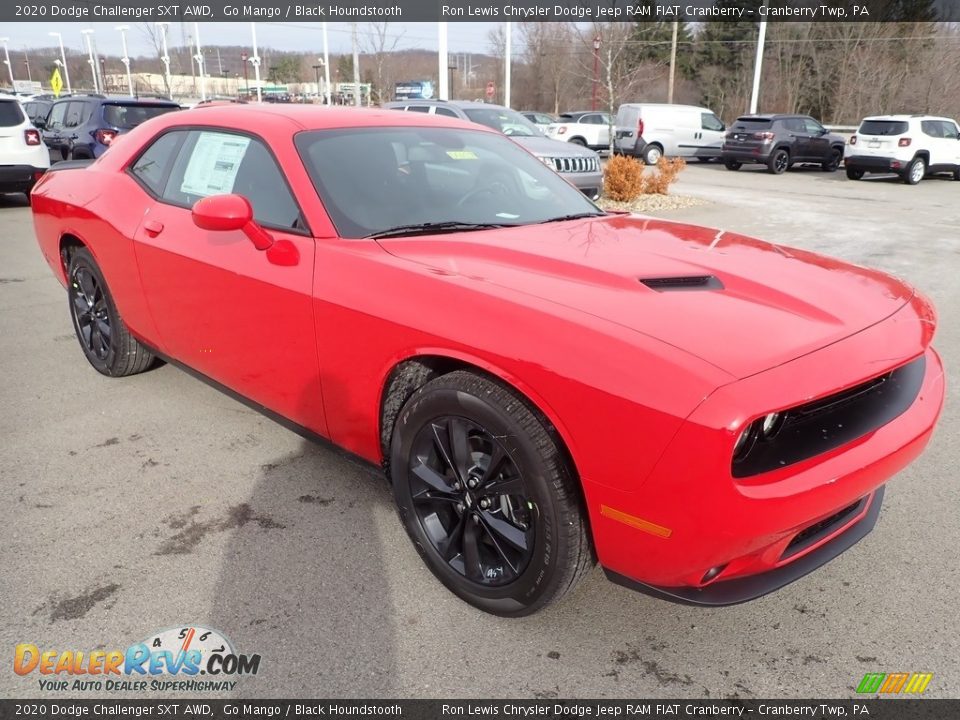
top-left (3, 0), bottom-right (959, 22)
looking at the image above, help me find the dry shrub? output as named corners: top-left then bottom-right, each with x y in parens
top-left (603, 154), bottom-right (645, 202)
top-left (647, 156), bottom-right (687, 195)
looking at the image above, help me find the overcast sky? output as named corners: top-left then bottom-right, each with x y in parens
top-left (6, 22), bottom-right (503, 58)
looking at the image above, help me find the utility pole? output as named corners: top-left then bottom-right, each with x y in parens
top-left (437, 22), bottom-right (448, 100)
top-left (504, 22), bottom-right (512, 108)
top-left (667, 21), bottom-right (678, 104)
top-left (157, 22), bottom-right (172, 98)
top-left (591, 36), bottom-right (601, 112)
top-left (749, 0), bottom-right (768, 114)
top-left (249, 23), bottom-right (262, 103)
top-left (351, 22), bottom-right (361, 106)
top-left (321, 22), bottom-right (331, 105)
top-left (49, 32), bottom-right (72, 93)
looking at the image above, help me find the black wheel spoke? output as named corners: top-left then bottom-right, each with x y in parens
top-left (479, 510), bottom-right (529, 553)
top-left (412, 460), bottom-right (455, 496)
top-left (486, 474), bottom-right (524, 497)
top-left (439, 514), bottom-right (467, 561)
top-left (478, 517), bottom-right (520, 575)
top-left (430, 422), bottom-right (459, 481)
top-left (77, 270), bottom-right (96, 304)
top-left (462, 519), bottom-right (484, 581)
top-left (447, 417), bottom-right (473, 483)
top-left (72, 294), bottom-right (90, 317)
top-left (479, 443), bottom-right (508, 486)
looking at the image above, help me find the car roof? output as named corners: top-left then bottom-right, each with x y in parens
top-left (51, 94), bottom-right (178, 105)
top-left (861, 114), bottom-right (954, 121)
top-left (163, 103), bottom-right (488, 133)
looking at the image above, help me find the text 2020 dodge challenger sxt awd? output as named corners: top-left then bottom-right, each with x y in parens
top-left (31, 105), bottom-right (944, 616)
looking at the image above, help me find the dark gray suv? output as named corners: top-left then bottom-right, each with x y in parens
top-left (722, 114), bottom-right (845, 175)
top-left (384, 100), bottom-right (603, 199)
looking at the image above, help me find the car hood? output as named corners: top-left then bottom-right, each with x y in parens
top-left (511, 135), bottom-right (599, 158)
top-left (376, 214), bottom-right (914, 379)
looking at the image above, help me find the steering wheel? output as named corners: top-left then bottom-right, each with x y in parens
top-left (503, 127), bottom-right (517, 136)
top-left (456, 178), bottom-right (512, 208)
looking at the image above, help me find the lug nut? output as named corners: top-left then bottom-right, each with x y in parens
top-left (456, 503), bottom-right (464, 513)
top-left (467, 479), bottom-right (478, 489)
top-left (479, 498), bottom-right (490, 509)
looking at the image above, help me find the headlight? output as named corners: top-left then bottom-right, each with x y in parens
top-left (537, 155), bottom-right (554, 168)
top-left (761, 412), bottom-right (783, 438)
top-left (733, 424), bottom-right (756, 461)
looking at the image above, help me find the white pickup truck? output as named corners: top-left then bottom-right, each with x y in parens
top-left (545, 111), bottom-right (611, 153)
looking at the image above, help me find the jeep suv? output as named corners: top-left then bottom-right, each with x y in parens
top-left (845, 115), bottom-right (960, 184)
top-left (0, 95), bottom-right (50, 200)
top-left (383, 100), bottom-right (603, 199)
top-left (38, 95), bottom-right (180, 163)
top-left (722, 114), bottom-right (845, 174)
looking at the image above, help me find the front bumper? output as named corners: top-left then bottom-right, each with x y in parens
top-left (0, 164), bottom-right (47, 192)
top-left (564, 170), bottom-right (603, 199)
top-left (585, 299), bottom-right (944, 603)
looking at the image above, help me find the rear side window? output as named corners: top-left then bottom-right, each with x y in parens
top-left (0, 101), bottom-right (25, 127)
top-left (103, 104), bottom-right (178, 129)
top-left (46, 102), bottom-right (68, 129)
top-left (407, 106), bottom-right (431, 113)
top-left (859, 120), bottom-right (908, 136)
top-left (63, 101), bottom-right (90, 128)
top-left (130, 131), bottom-right (187, 196)
top-left (435, 107), bottom-right (458, 118)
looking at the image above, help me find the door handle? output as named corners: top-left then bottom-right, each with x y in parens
top-left (143, 219), bottom-right (164, 237)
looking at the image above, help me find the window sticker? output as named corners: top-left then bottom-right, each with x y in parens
top-left (445, 150), bottom-right (478, 160)
top-left (180, 133), bottom-right (251, 197)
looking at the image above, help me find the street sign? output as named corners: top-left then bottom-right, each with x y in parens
top-left (50, 68), bottom-right (63, 98)
top-left (485, 81), bottom-right (495, 99)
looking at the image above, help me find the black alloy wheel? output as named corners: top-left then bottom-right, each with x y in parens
top-left (822, 148), bottom-right (842, 172)
top-left (407, 415), bottom-right (534, 586)
top-left (390, 371), bottom-right (593, 615)
top-left (768, 149), bottom-right (790, 175)
top-left (67, 247), bottom-right (156, 376)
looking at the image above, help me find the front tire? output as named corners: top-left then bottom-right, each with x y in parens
top-left (390, 371), bottom-right (593, 616)
top-left (67, 247), bottom-right (156, 377)
top-left (822, 147), bottom-right (842, 172)
top-left (904, 156), bottom-right (926, 185)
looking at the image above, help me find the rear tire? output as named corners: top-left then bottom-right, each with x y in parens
top-left (903, 156), bottom-right (926, 185)
top-left (389, 371), bottom-right (593, 616)
top-left (642, 144), bottom-right (663, 165)
top-left (569, 137), bottom-right (587, 147)
top-left (724, 159), bottom-right (742, 171)
top-left (822, 147), bottom-right (842, 172)
top-left (67, 247), bottom-right (156, 377)
top-left (767, 149), bottom-right (789, 175)
top-left (846, 167), bottom-right (864, 180)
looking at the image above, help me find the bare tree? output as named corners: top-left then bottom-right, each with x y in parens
top-left (136, 22), bottom-right (172, 96)
top-left (519, 22), bottom-right (577, 114)
top-left (361, 22), bottom-right (403, 105)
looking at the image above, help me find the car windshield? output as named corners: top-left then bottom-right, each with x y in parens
top-left (461, 108), bottom-right (542, 138)
top-left (103, 103), bottom-right (178, 129)
top-left (295, 126), bottom-right (601, 239)
top-left (0, 101), bottom-right (25, 127)
top-left (859, 120), bottom-right (908, 136)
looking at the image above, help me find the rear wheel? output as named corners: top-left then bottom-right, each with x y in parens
top-left (846, 167), bottom-right (864, 180)
top-left (642, 144), bottom-right (663, 165)
top-left (822, 147), bottom-right (843, 172)
top-left (724, 159), bottom-right (742, 171)
top-left (903, 156), bottom-right (926, 185)
top-left (767, 149), bottom-right (790, 175)
top-left (67, 247), bottom-right (156, 377)
top-left (390, 371), bottom-right (593, 616)
top-left (568, 137), bottom-right (587, 147)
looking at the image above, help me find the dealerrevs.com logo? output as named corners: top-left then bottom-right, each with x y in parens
top-left (14, 626), bottom-right (261, 692)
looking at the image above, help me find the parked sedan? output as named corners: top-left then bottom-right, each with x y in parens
top-left (31, 105), bottom-right (943, 615)
top-left (722, 114), bottom-right (845, 174)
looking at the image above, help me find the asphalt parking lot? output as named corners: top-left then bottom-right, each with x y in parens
top-left (1, 164), bottom-right (957, 700)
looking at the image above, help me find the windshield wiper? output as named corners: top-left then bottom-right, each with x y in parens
top-left (540, 212), bottom-right (606, 224)
top-left (365, 221), bottom-right (516, 239)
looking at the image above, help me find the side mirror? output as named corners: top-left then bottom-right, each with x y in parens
top-left (192, 194), bottom-right (273, 251)
top-left (34, 117), bottom-right (46, 129)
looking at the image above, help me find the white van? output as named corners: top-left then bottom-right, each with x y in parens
top-left (613, 104), bottom-right (726, 165)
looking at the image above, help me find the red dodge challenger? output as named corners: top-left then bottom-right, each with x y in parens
top-left (31, 105), bottom-right (944, 615)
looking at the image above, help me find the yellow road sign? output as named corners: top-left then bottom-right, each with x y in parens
top-left (51, 68), bottom-right (63, 97)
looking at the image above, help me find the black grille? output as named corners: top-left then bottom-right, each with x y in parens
top-left (732, 356), bottom-right (925, 478)
top-left (781, 497), bottom-right (867, 561)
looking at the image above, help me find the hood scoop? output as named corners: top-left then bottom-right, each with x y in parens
top-left (639, 275), bottom-right (724, 292)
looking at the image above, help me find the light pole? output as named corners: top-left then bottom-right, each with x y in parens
top-left (23, 50), bottom-right (31, 83)
top-left (241, 51), bottom-right (249, 95)
top-left (351, 22), bottom-right (361, 107)
top-left (116, 25), bottom-right (133, 96)
top-left (321, 22), bottom-right (331, 106)
top-left (749, 0), bottom-right (769, 114)
top-left (249, 23), bottom-right (262, 103)
top-left (667, 22), bottom-right (678, 104)
top-left (504, 22), bottom-right (512, 108)
top-left (591, 36), bottom-right (601, 112)
top-left (312, 59), bottom-right (324, 101)
top-left (193, 22), bottom-right (207, 101)
top-left (0, 38), bottom-right (13, 86)
top-left (156, 22), bottom-right (172, 98)
top-left (49, 32), bottom-right (72, 94)
top-left (437, 22), bottom-right (448, 101)
top-left (81, 30), bottom-right (98, 93)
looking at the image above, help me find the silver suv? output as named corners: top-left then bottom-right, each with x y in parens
top-left (384, 100), bottom-right (603, 199)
